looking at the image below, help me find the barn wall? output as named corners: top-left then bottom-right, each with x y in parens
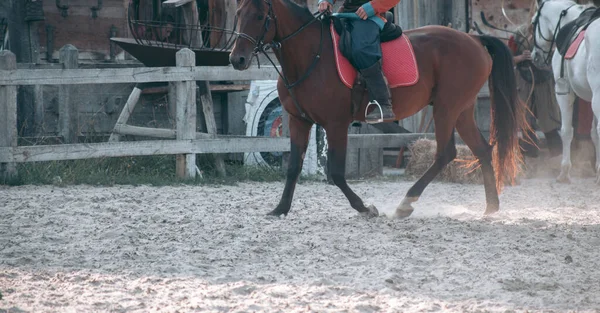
top-left (39, 0), bottom-right (129, 62)
top-left (472, 0), bottom-right (535, 39)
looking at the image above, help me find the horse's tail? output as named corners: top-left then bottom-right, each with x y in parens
top-left (478, 35), bottom-right (527, 192)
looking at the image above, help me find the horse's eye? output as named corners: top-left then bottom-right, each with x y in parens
top-left (257, 15), bottom-right (264, 20)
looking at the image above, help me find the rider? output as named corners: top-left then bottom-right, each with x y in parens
top-left (318, 0), bottom-right (401, 123)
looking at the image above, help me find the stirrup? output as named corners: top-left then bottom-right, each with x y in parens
top-left (365, 101), bottom-right (384, 124)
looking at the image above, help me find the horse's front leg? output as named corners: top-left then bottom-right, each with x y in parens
top-left (267, 115), bottom-right (313, 217)
top-left (592, 94), bottom-right (600, 184)
top-left (325, 123), bottom-right (379, 217)
top-left (591, 116), bottom-right (600, 184)
top-left (556, 80), bottom-right (576, 184)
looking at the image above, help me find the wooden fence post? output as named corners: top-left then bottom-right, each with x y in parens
top-left (59, 44), bottom-right (79, 143)
top-left (175, 48), bottom-right (197, 179)
top-left (197, 82), bottom-right (227, 177)
top-left (0, 51), bottom-right (18, 182)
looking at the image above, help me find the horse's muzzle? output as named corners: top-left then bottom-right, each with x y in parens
top-left (229, 53), bottom-right (250, 71)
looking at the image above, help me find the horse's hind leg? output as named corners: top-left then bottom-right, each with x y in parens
top-left (455, 106), bottom-right (499, 215)
top-left (267, 115), bottom-right (313, 217)
top-left (326, 123), bottom-right (379, 217)
top-left (394, 109), bottom-right (457, 219)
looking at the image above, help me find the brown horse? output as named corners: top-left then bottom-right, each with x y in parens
top-left (229, 0), bottom-right (525, 218)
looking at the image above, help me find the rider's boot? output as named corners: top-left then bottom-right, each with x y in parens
top-left (360, 59), bottom-right (396, 123)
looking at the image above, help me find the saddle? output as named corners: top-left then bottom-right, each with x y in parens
top-left (330, 11), bottom-right (406, 116)
top-left (556, 7), bottom-right (600, 56)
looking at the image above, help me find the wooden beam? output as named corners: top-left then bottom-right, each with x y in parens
top-left (113, 124), bottom-right (214, 139)
top-left (0, 66), bottom-right (282, 86)
top-left (180, 0), bottom-right (203, 48)
top-left (162, 0), bottom-right (194, 8)
top-left (141, 84), bottom-right (251, 95)
top-left (0, 137), bottom-right (292, 163)
top-left (0, 51), bottom-right (18, 182)
top-left (346, 133), bottom-right (465, 149)
top-left (198, 80), bottom-right (227, 177)
top-left (0, 133), bottom-right (466, 164)
top-left (175, 49), bottom-right (197, 179)
top-left (108, 86), bottom-right (142, 142)
top-left (58, 44), bottom-right (79, 144)
top-left (210, 84), bottom-right (251, 92)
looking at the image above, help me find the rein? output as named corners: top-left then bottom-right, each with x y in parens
top-left (532, 1), bottom-right (576, 66)
top-left (235, 0), bottom-right (328, 123)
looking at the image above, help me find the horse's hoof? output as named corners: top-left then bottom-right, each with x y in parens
top-left (484, 204), bottom-right (499, 216)
top-left (266, 208), bottom-right (287, 218)
top-left (362, 204), bottom-right (379, 218)
top-left (393, 204), bottom-right (414, 219)
top-left (556, 174), bottom-right (571, 184)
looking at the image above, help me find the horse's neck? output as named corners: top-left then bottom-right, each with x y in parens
top-left (271, 2), bottom-right (324, 84)
top-left (547, 2), bottom-right (589, 30)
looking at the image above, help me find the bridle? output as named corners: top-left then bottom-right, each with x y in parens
top-left (234, 0), bottom-right (328, 122)
top-left (532, 1), bottom-right (576, 65)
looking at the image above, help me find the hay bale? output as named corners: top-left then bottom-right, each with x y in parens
top-left (405, 139), bottom-right (483, 184)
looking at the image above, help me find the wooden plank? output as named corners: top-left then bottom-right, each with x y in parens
top-left (58, 44), bottom-right (79, 143)
top-left (17, 62), bottom-right (145, 69)
top-left (34, 84), bottom-right (44, 135)
top-left (0, 66), bottom-right (282, 86)
top-left (198, 80), bottom-right (227, 176)
top-left (346, 124), bottom-right (385, 179)
top-left (113, 124), bottom-right (214, 139)
top-left (0, 133), bottom-right (467, 164)
top-left (175, 49), bottom-right (197, 179)
top-left (347, 133), bottom-right (438, 149)
top-left (358, 124), bottom-right (384, 178)
top-left (180, 0), bottom-right (203, 48)
top-left (0, 137), bottom-right (292, 163)
top-left (162, 0), bottom-right (194, 8)
top-left (141, 84), bottom-right (250, 95)
top-left (345, 124), bottom-right (361, 178)
top-left (108, 86), bottom-right (142, 142)
top-left (211, 84), bottom-right (251, 92)
top-left (115, 124), bottom-right (175, 138)
top-left (0, 51), bottom-right (18, 181)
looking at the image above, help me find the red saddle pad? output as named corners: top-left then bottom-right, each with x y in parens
top-left (330, 23), bottom-right (419, 89)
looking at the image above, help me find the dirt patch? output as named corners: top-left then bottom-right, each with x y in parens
top-left (1, 178), bottom-right (600, 312)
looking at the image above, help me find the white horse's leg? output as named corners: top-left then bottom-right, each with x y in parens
top-left (591, 90), bottom-right (600, 184)
top-left (592, 117), bottom-right (600, 183)
top-left (587, 22), bottom-right (600, 183)
top-left (555, 79), bottom-right (576, 183)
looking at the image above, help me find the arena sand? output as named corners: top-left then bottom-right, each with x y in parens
top-left (1, 177), bottom-right (600, 312)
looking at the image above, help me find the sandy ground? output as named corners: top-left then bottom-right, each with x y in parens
top-left (1, 175), bottom-right (600, 312)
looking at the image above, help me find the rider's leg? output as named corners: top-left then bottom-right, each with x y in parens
top-left (347, 19), bottom-right (396, 123)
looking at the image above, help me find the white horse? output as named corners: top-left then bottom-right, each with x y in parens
top-left (531, 0), bottom-right (600, 183)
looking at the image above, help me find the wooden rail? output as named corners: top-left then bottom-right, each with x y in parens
top-left (0, 45), bottom-right (486, 182)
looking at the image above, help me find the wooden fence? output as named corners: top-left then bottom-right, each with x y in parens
top-left (0, 48), bottom-right (442, 181)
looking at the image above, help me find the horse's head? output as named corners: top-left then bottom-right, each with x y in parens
top-left (229, 0), bottom-right (277, 70)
